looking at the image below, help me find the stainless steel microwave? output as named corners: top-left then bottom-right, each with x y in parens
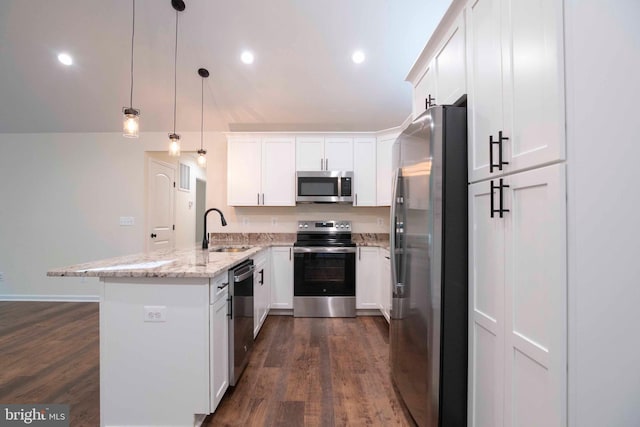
top-left (296, 171), bottom-right (353, 203)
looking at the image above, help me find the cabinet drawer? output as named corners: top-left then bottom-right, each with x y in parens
top-left (210, 272), bottom-right (229, 304)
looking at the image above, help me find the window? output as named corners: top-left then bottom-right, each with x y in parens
top-left (179, 162), bottom-right (191, 191)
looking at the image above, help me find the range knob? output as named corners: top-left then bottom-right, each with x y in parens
top-left (304, 224), bottom-right (309, 228)
top-left (298, 224), bottom-right (303, 228)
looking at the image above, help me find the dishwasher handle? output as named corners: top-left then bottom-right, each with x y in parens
top-left (233, 265), bottom-right (255, 282)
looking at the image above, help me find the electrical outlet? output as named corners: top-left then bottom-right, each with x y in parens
top-left (143, 306), bottom-right (167, 322)
top-left (242, 217), bottom-right (249, 226)
top-left (377, 217), bottom-right (384, 227)
top-left (271, 217), bottom-right (278, 227)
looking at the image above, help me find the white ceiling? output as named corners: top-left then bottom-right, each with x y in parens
top-left (0, 0), bottom-right (451, 133)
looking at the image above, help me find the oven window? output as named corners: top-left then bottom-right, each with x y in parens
top-left (298, 178), bottom-right (338, 196)
top-left (294, 252), bottom-right (356, 296)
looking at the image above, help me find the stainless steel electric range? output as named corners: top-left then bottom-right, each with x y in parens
top-left (293, 220), bottom-right (356, 317)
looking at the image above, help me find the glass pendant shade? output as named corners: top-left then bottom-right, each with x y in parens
top-left (122, 108), bottom-right (140, 138)
top-left (197, 149), bottom-right (207, 167)
top-left (168, 133), bottom-right (181, 157)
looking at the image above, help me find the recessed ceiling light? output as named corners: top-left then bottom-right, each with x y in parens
top-left (57, 52), bottom-right (73, 66)
top-left (241, 51), bottom-right (254, 65)
top-left (352, 50), bottom-right (365, 64)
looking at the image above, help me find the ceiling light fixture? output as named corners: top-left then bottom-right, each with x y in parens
top-left (241, 51), bottom-right (254, 65)
top-left (168, 0), bottom-right (185, 157)
top-left (122, 0), bottom-right (140, 138)
top-left (57, 52), bottom-right (73, 66)
top-left (352, 50), bottom-right (366, 64)
top-left (197, 68), bottom-right (209, 167)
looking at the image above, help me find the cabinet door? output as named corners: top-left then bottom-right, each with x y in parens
top-left (413, 59), bottom-right (436, 119)
top-left (324, 137), bottom-right (353, 171)
top-left (296, 137), bottom-right (324, 171)
top-left (270, 247), bottom-right (293, 309)
top-left (210, 289), bottom-right (228, 412)
top-left (227, 137), bottom-right (261, 206)
top-left (467, 0), bottom-right (505, 183)
top-left (376, 137), bottom-right (395, 206)
top-left (253, 267), bottom-right (263, 338)
top-left (380, 249), bottom-right (391, 323)
top-left (353, 137), bottom-right (377, 207)
top-left (502, 164), bottom-right (566, 427)
top-left (262, 137), bottom-right (296, 206)
top-left (356, 247), bottom-right (380, 309)
top-left (502, 0), bottom-right (565, 174)
top-left (435, 14), bottom-right (466, 105)
top-left (468, 180), bottom-right (505, 427)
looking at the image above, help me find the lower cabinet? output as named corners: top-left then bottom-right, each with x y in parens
top-left (270, 246), bottom-right (294, 310)
top-left (379, 249), bottom-right (391, 322)
top-left (468, 163), bottom-right (567, 427)
top-left (209, 276), bottom-right (228, 413)
top-left (356, 247), bottom-right (380, 310)
top-left (253, 250), bottom-right (270, 337)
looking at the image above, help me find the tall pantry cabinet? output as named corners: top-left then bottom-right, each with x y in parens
top-left (409, 0), bottom-right (567, 426)
top-left (467, 0), bottom-right (567, 424)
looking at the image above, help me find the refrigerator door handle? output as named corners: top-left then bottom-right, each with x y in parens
top-left (390, 168), bottom-right (400, 292)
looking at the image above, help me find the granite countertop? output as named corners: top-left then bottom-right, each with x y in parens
top-left (46, 245), bottom-right (269, 279)
top-left (47, 233), bottom-right (389, 279)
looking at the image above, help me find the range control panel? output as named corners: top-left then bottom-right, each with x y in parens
top-left (297, 220), bottom-right (351, 233)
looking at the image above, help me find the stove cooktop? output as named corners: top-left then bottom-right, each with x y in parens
top-left (295, 220), bottom-right (354, 247)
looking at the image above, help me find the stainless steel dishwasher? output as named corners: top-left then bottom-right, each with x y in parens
top-left (227, 259), bottom-right (254, 386)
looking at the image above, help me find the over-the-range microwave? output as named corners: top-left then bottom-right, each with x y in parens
top-left (296, 171), bottom-right (353, 203)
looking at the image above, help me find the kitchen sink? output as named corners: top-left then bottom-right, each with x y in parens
top-left (211, 247), bottom-right (251, 253)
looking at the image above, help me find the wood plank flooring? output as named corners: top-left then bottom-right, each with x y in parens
top-left (0, 302), bottom-right (414, 427)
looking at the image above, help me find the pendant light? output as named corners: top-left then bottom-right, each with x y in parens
top-left (168, 0), bottom-right (185, 156)
top-left (123, 0), bottom-right (140, 138)
top-left (197, 68), bottom-right (209, 167)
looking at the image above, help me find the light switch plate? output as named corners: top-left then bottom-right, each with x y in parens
top-left (119, 216), bottom-right (135, 226)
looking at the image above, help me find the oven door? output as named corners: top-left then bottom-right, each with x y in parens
top-left (293, 247), bottom-right (356, 296)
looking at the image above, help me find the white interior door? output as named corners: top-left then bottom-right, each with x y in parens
top-left (147, 159), bottom-right (175, 251)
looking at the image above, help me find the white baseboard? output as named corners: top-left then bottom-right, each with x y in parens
top-left (0, 294), bottom-right (99, 302)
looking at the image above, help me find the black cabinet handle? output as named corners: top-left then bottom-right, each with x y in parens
top-left (490, 179), bottom-right (510, 218)
top-left (489, 131), bottom-right (509, 173)
top-left (259, 269), bottom-right (264, 285)
top-left (425, 94), bottom-right (436, 109)
top-left (150, 233), bottom-right (157, 238)
top-left (227, 296), bottom-right (233, 319)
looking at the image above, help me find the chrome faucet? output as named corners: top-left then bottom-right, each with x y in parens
top-left (202, 208), bottom-right (228, 249)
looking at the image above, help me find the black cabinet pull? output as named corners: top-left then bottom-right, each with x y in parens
top-left (489, 131), bottom-right (510, 173)
top-left (425, 94), bottom-right (436, 109)
top-left (490, 179), bottom-right (510, 218)
top-left (150, 233), bottom-right (157, 238)
top-left (259, 269), bottom-right (264, 285)
top-left (227, 296), bottom-right (233, 318)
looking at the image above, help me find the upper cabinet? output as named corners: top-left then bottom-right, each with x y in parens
top-left (227, 136), bottom-right (295, 206)
top-left (353, 137), bottom-right (377, 207)
top-left (376, 132), bottom-right (398, 207)
top-left (467, 0), bottom-right (565, 182)
top-left (295, 136), bottom-right (353, 171)
top-left (411, 13), bottom-right (466, 119)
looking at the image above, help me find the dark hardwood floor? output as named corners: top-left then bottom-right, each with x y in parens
top-left (0, 302), bottom-right (414, 427)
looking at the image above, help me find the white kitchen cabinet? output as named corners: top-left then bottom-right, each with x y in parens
top-left (434, 14), bottom-right (466, 105)
top-left (413, 59), bottom-right (436, 118)
top-left (353, 137), bottom-right (377, 207)
top-left (376, 135), bottom-right (396, 206)
top-left (356, 247), bottom-right (380, 310)
top-left (270, 246), bottom-right (293, 310)
top-left (296, 136), bottom-right (353, 171)
top-left (253, 250), bottom-right (270, 337)
top-left (227, 136), bottom-right (295, 206)
top-left (468, 163), bottom-right (566, 427)
top-left (209, 277), bottom-right (228, 413)
top-left (379, 249), bottom-right (391, 323)
top-left (295, 136), bottom-right (325, 171)
top-left (466, 0), bottom-right (565, 182)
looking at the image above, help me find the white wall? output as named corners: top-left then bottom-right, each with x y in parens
top-left (0, 130), bottom-right (390, 300)
top-left (565, 1), bottom-right (640, 425)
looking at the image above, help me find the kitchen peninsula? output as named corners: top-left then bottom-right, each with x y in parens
top-left (47, 244), bottom-right (271, 427)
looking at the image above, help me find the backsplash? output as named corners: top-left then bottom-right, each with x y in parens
top-left (208, 232), bottom-right (389, 246)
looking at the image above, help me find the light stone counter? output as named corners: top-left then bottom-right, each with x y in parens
top-left (46, 245), bottom-right (269, 279)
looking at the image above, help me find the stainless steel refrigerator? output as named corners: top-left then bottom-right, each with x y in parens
top-left (390, 105), bottom-right (467, 427)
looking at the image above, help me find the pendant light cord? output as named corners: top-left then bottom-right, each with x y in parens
top-left (129, 0), bottom-right (135, 108)
top-left (173, 9), bottom-right (178, 134)
top-left (200, 78), bottom-right (204, 149)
